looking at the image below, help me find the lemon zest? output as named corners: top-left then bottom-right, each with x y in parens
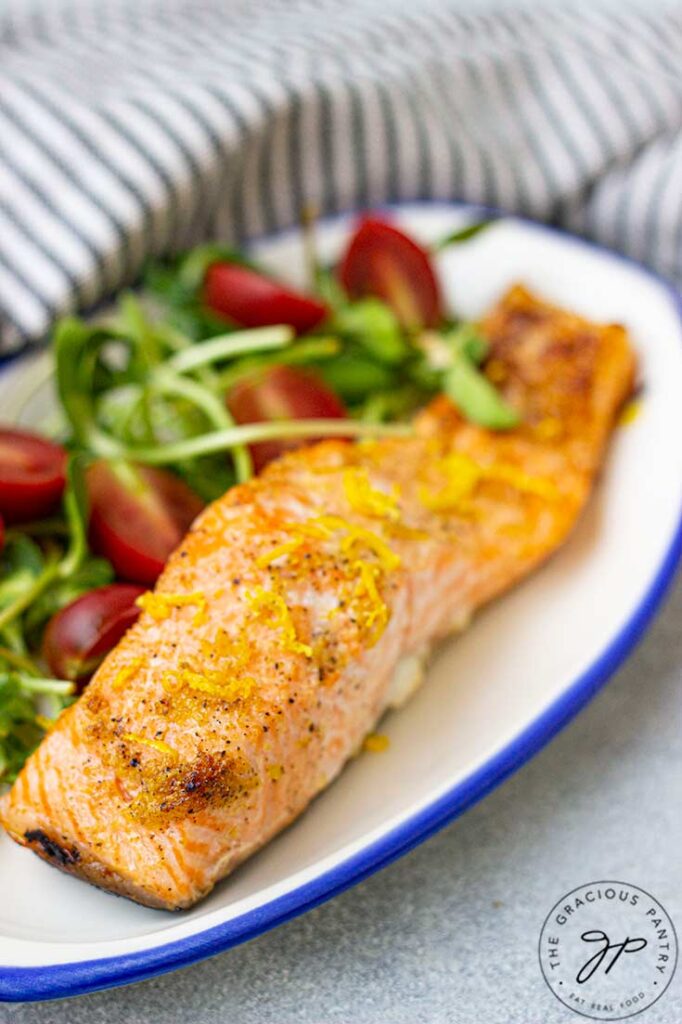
top-left (349, 559), bottom-right (390, 646)
top-left (251, 512), bottom-right (401, 655)
top-left (285, 520), bottom-right (332, 540)
top-left (417, 452), bottom-right (482, 512)
top-left (314, 515), bottom-right (401, 571)
top-left (484, 464), bottom-right (559, 500)
top-left (341, 529), bottom-right (401, 572)
top-left (112, 657), bottom-right (145, 691)
top-left (136, 591), bottom-right (208, 626)
top-left (201, 628), bottom-right (250, 667)
top-left (121, 732), bottom-right (179, 758)
top-left (267, 764), bottom-right (283, 781)
top-left (343, 467), bottom-right (400, 521)
top-left (165, 668), bottom-right (255, 702)
top-left (534, 417), bottom-right (562, 441)
top-left (619, 398), bottom-right (642, 427)
top-left (386, 521), bottom-right (430, 541)
top-left (247, 586), bottom-right (313, 658)
top-left (418, 451), bottom-right (558, 511)
top-left (363, 732), bottom-right (390, 753)
top-left (256, 537), bottom-right (305, 569)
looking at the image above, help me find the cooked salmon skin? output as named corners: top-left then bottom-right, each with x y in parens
top-left (0, 286), bottom-right (635, 909)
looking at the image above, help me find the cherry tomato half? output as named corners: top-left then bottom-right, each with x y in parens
top-left (43, 583), bottom-right (146, 686)
top-left (227, 365), bottom-right (347, 473)
top-left (338, 217), bottom-right (443, 330)
top-left (0, 428), bottom-right (67, 523)
top-left (204, 262), bottom-right (328, 335)
top-left (87, 461), bottom-right (204, 585)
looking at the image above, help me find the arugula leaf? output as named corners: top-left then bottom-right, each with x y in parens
top-left (0, 461), bottom-right (95, 782)
top-left (443, 357), bottom-right (519, 429)
top-left (53, 318), bottom-right (123, 458)
top-left (24, 557), bottom-right (114, 643)
top-left (319, 353), bottom-right (398, 401)
top-left (216, 337), bottom-right (340, 392)
top-left (117, 292), bottom-right (163, 367)
top-left (0, 456), bottom-right (101, 642)
top-left (178, 243), bottom-right (257, 291)
top-left (333, 299), bottom-right (408, 365)
top-left (0, 668), bottom-right (75, 783)
top-left (446, 323), bottom-right (489, 365)
top-left (172, 456), bottom-right (236, 503)
top-left (0, 672), bottom-right (43, 781)
top-left (314, 266), bottom-right (348, 310)
top-left (0, 534), bottom-right (44, 586)
top-left (359, 386), bottom-right (427, 423)
top-left (0, 535), bottom-right (59, 640)
top-left (433, 219), bottom-right (497, 252)
top-left (59, 454), bottom-right (91, 578)
top-left (144, 248), bottom-right (258, 341)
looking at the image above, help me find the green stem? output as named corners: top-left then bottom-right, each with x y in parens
top-left (301, 203), bottom-right (321, 290)
top-left (8, 352), bottom-right (57, 423)
top-left (153, 372), bottom-right (232, 429)
top-left (215, 337), bottom-right (341, 392)
top-left (4, 519), bottom-right (69, 541)
top-left (19, 676), bottom-right (75, 696)
top-left (79, 418), bottom-right (124, 460)
top-left (152, 371), bottom-right (253, 481)
top-left (167, 325), bottom-right (294, 374)
top-left (432, 219), bottom-right (497, 252)
top-left (118, 418), bottom-right (412, 465)
top-left (0, 557), bottom-right (61, 635)
top-left (111, 384), bottom-right (148, 444)
top-left (0, 646), bottom-right (41, 676)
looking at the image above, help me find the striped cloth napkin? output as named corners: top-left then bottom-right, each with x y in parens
top-left (1, 0), bottom-right (681, 354)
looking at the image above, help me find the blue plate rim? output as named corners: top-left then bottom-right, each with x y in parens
top-left (2, 199), bottom-right (682, 1003)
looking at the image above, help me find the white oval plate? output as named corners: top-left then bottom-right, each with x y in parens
top-left (1, 203), bottom-right (682, 1002)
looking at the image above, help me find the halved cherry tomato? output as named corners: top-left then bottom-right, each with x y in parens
top-left (43, 583), bottom-right (146, 686)
top-left (0, 428), bottom-right (67, 523)
top-left (338, 217), bottom-right (443, 330)
top-left (87, 461), bottom-right (204, 585)
top-left (227, 365), bottom-right (347, 473)
top-left (204, 263), bottom-right (328, 335)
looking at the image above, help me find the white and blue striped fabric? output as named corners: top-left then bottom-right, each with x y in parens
top-left (1, 0), bottom-right (681, 354)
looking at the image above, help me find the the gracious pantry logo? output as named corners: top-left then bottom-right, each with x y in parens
top-left (538, 881), bottom-right (677, 1021)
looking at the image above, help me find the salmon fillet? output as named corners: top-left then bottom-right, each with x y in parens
top-left (0, 286), bottom-right (635, 910)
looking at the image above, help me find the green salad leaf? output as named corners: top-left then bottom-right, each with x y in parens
top-left (443, 360), bottom-right (519, 430)
top-left (433, 218), bottom-right (497, 252)
top-left (59, 455), bottom-right (91, 578)
top-left (333, 299), bottom-right (407, 365)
